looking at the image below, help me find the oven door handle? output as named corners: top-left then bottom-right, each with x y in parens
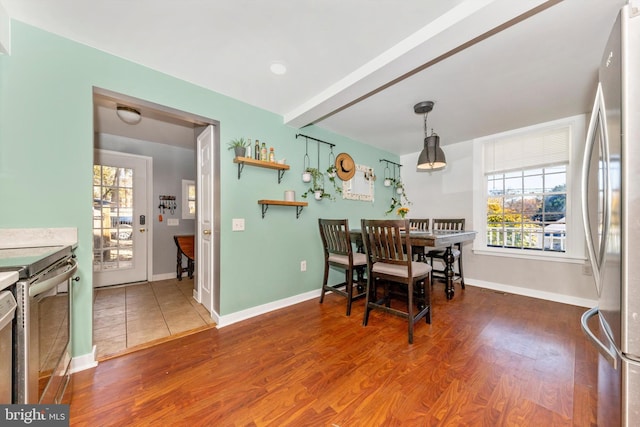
top-left (29, 258), bottom-right (78, 298)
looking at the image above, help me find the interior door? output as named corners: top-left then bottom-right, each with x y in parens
top-left (93, 149), bottom-right (151, 287)
top-left (197, 126), bottom-right (215, 314)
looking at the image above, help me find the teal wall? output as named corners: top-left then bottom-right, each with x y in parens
top-left (0, 21), bottom-right (400, 358)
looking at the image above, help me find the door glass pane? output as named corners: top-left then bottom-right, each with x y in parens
top-left (93, 165), bottom-right (134, 272)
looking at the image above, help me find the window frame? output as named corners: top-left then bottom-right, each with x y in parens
top-left (182, 179), bottom-right (196, 220)
top-left (472, 114), bottom-right (587, 263)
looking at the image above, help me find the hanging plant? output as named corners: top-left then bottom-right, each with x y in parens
top-left (326, 165), bottom-right (342, 196)
top-left (383, 165), bottom-right (392, 186)
top-left (301, 168), bottom-right (334, 201)
top-left (384, 177), bottom-right (411, 215)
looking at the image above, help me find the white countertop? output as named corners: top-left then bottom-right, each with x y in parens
top-left (0, 227), bottom-right (77, 249)
top-left (0, 271), bottom-right (18, 291)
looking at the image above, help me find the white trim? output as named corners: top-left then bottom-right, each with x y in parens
top-left (473, 248), bottom-right (586, 264)
top-left (465, 280), bottom-right (596, 308)
top-left (215, 289), bottom-right (321, 328)
top-left (182, 179), bottom-right (196, 220)
top-left (70, 345), bottom-right (98, 373)
top-left (472, 114), bottom-right (587, 261)
top-left (151, 272), bottom-right (178, 281)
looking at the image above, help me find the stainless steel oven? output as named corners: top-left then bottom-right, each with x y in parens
top-left (0, 245), bottom-right (76, 404)
top-left (0, 290), bottom-right (17, 403)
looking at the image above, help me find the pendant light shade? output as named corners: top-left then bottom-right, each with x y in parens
top-left (116, 105), bottom-right (142, 125)
top-left (414, 101), bottom-right (446, 171)
top-left (417, 135), bottom-right (446, 171)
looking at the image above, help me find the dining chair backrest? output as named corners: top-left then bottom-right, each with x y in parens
top-left (409, 218), bottom-right (430, 231)
top-left (318, 218), bottom-right (353, 258)
top-left (361, 219), bottom-right (412, 268)
top-left (318, 218), bottom-right (367, 316)
top-left (432, 218), bottom-right (465, 232)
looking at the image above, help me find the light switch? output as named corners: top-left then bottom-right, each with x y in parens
top-left (167, 218), bottom-right (179, 226)
top-left (232, 218), bottom-right (245, 231)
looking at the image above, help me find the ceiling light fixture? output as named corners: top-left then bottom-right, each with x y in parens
top-left (116, 105), bottom-right (142, 125)
top-left (415, 101), bottom-right (446, 171)
top-left (269, 61), bottom-right (287, 75)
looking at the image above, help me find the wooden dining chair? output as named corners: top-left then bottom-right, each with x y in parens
top-left (428, 218), bottom-right (465, 287)
top-left (408, 218), bottom-right (430, 262)
top-left (318, 219), bottom-right (367, 316)
top-left (360, 219), bottom-right (432, 344)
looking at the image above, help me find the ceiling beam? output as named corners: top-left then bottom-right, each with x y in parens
top-left (283, 0), bottom-right (561, 129)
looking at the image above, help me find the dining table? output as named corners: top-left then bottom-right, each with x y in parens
top-left (351, 229), bottom-right (477, 300)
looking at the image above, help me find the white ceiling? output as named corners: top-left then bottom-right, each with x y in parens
top-left (2, 0), bottom-right (626, 154)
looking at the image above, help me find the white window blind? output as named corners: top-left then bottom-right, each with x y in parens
top-left (483, 126), bottom-right (570, 174)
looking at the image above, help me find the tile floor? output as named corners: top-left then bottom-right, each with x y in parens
top-left (93, 278), bottom-right (215, 360)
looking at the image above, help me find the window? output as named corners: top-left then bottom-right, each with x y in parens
top-left (487, 166), bottom-right (566, 252)
top-left (472, 115), bottom-right (586, 262)
top-left (182, 179), bottom-right (196, 220)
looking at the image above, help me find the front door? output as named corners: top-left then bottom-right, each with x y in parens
top-left (93, 150), bottom-right (151, 287)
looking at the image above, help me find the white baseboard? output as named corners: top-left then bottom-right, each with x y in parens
top-left (465, 278), bottom-right (597, 308)
top-left (70, 345), bottom-right (98, 373)
top-left (152, 272), bottom-right (179, 281)
top-left (216, 289), bottom-right (321, 328)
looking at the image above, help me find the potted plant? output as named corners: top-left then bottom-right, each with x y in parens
top-left (301, 168), bottom-right (334, 201)
top-left (385, 178), bottom-right (411, 215)
top-left (227, 137), bottom-right (249, 158)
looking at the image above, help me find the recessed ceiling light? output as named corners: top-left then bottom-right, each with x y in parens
top-left (270, 62), bottom-right (287, 75)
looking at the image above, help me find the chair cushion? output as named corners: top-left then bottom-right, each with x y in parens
top-left (328, 252), bottom-right (368, 266)
top-left (372, 261), bottom-right (431, 278)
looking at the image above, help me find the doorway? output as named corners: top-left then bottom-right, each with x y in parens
top-left (92, 87), bottom-right (220, 357)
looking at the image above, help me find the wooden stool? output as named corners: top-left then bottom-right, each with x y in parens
top-left (174, 235), bottom-right (195, 280)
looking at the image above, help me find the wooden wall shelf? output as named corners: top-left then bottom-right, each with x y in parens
top-left (234, 157), bottom-right (290, 183)
top-left (258, 200), bottom-right (307, 219)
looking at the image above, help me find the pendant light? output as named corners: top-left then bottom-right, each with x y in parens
top-left (415, 101), bottom-right (446, 171)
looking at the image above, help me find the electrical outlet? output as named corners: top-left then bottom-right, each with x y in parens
top-left (232, 218), bottom-right (245, 231)
top-left (300, 260), bottom-right (307, 272)
top-left (167, 218), bottom-right (179, 226)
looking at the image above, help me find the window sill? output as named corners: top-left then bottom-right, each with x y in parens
top-left (472, 247), bottom-right (586, 264)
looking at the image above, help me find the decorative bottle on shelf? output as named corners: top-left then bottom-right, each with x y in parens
top-left (269, 147), bottom-right (275, 162)
top-left (260, 142), bottom-right (267, 161)
top-left (246, 139), bottom-right (252, 158)
top-left (254, 139), bottom-right (260, 160)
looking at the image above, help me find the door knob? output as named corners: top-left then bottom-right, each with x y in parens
top-left (203, 229), bottom-right (212, 235)
top-left (139, 228), bottom-right (146, 233)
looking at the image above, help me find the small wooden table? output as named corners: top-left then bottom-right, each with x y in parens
top-left (174, 235), bottom-right (195, 280)
top-left (352, 229), bottom-right (477, 300)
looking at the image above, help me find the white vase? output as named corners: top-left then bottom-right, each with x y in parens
top-left (284, 190), bottom-right (295, 201)
top-left (314, 190), bottom-right (323, 200)
top-left (384, 179), bottom-right (391, 187)
top-left (302, 172), bottom-right (311, 183)
top-left (396, 187), bottom-right (403, 194)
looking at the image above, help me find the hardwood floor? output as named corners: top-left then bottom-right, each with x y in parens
top-left (69, 282), bottom-right (599, 426)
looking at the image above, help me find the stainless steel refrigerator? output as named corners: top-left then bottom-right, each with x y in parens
top-left (581, 3), bottom-right (640, 426)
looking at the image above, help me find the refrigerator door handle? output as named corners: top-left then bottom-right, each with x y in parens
top-left (581, 306), bottom-right (617, 369)
top-left (581, 83), bottom-right (611, 296)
